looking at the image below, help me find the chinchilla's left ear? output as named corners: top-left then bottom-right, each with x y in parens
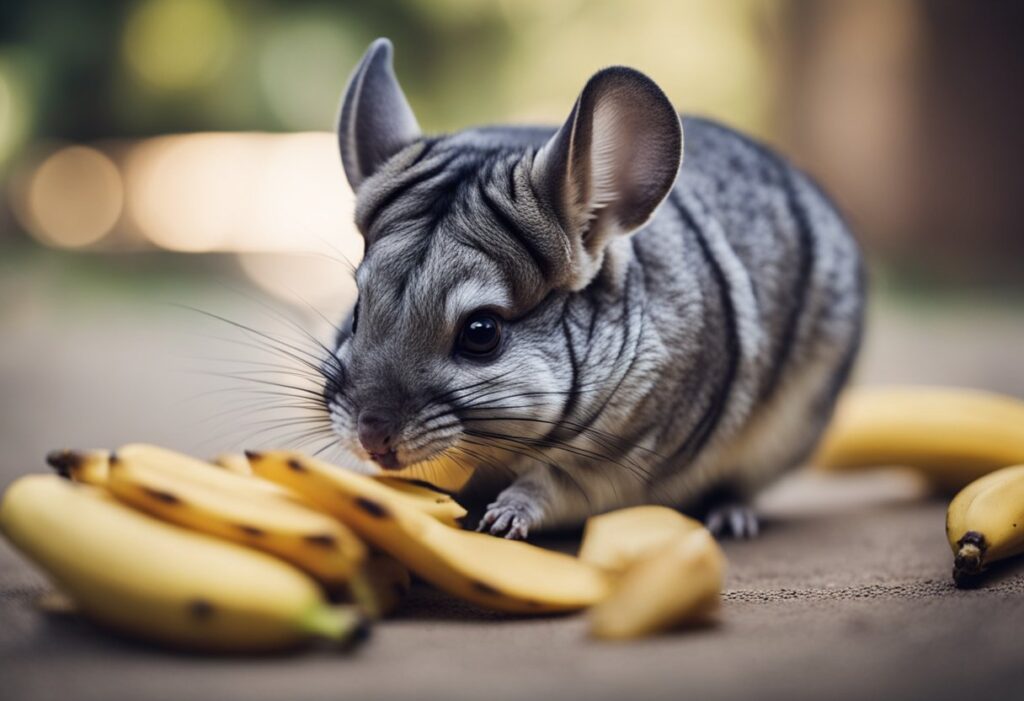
top-left (532, 67), bottom-right (683, 290)
top-left (337, 38), bottom-right (422, 192)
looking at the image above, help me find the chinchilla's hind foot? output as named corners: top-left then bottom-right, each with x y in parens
top-left (705, 503), bottom-right (760, 539)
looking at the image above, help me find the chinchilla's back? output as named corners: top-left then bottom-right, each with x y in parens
top-left (326, 39), bottom-right (865, 538)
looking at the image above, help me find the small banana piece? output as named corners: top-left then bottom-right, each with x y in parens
top-left (946, 463), bottom-right (1024, 585)
top-left (815, 386), bottom-right (1024, 490)
top-left (588, 527), bottom-right (725, 640)
top-left (46, 449), bottom-right (110, 486)
top-left (247, 450), bottom-right (610, 614)
top-left (579, 506), bottom-right (704, 575)
top-left (106, 449), bottom-right (367, 588)
top-left (0, 475), bottom-right (367, 652)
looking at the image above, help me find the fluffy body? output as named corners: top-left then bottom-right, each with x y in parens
top-left (325, 41), bottom-right (865, 538)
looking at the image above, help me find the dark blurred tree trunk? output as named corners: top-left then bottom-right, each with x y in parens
top-left (777, 0), bottom-right (1024, 285)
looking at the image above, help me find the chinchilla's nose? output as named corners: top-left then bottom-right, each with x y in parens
top-left (357, 409), bottom-right (399, 467)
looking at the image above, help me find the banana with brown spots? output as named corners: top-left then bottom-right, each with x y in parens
top-left (106, 448), bottom-right (368, 591)
top-left (246, 450), bottom-right (610, 614)
top-left (0, 475), bottom-right (367, 652)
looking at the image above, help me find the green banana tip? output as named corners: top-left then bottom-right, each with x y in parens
top-left (302, 605), bottom-right (371, 648)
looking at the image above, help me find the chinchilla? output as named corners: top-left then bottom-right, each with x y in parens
top-left (322, 39), bottom-right (865, 539)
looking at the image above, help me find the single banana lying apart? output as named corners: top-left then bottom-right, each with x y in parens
top-left (815, 385), bottom-right (1024, 490)
top-left (246, 450), bottom-right (610, 614)
top-left (581, 507), bottom-right (725, 639)
top-left (946, 463), bottom-right (1024, 586)
top-left (0, 475), bottom-right (366, 652)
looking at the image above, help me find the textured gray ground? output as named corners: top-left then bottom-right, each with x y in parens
top-left (1, 256), bottom-right (1023, 701)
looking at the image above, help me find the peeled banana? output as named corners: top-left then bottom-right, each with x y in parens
top-left (946, 463), bottom-right (1024, 585)
top-left (247, 450), bottom-right (610, 614)
top-left (0, 475), bottom-right (366, 652)
top-left (588, 527), bottom-right (725, 640)
top-left (579, 506), bottom-right (704, 575)
top-left (106, 449), bottom-right (367, 587)
top-left (814, 386), bottom-right (1024, 490)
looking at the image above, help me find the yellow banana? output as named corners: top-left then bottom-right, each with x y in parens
top-left (814, 386), bottom-right (1024, 490)
top-left (117, 444), bottom-right (295, 499)
top-left (579, 506), bottom-right (704, 575)
top-left (946, 463), bottom-right (1024, 585)
top-left (46, 449), bottom-right (110, 486)
top-left (246, 450), bottom-right (610, 614)
top-left (588, 527), bottom-right (725, 640)
top-left (390, 456), bottom-right (475, 494)
top-left (106, 451), bottom-right (367, 588)
top-left (373, 476), bottom-right (467, 527)
top-left (211, 452), bottom-right (254, 476)
top-left (0, 475), bottom-right (366, 652)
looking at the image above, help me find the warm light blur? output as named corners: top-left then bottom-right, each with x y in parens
top-left (123, 131), bottom-right (358, 257)
top-left (23, 146), bottom-right (123, 248)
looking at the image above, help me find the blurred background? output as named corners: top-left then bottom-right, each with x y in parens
top-left (1, 0), bottom-right (1022, 468)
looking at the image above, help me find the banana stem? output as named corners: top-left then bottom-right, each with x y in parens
top-left (953, 531), bottom-right (987, 586)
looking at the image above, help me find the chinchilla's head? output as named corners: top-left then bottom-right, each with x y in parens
top-left (325, 38), bottom-right (682, 471)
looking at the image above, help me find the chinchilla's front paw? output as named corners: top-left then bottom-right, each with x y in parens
top-left (705, 503), bottom-right (760, 539)
top-left (476, 496), bottom-right (541, 540)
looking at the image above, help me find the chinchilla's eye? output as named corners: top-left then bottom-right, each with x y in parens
top-left (351, 302), bottom-right (359, 335)
top-left (457, 313), bottom-right (502, 356)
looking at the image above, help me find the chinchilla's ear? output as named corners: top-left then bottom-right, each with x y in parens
top-left (532, 67), bottom-right (682, 290)
top-left (337, 38), bottom-right (421, 191)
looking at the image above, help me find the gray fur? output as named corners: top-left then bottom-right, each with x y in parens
top-left (325, 40), bottom-right (866, 538)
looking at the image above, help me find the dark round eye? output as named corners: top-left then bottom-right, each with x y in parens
top-left (350, 302), bottom-right (359, 336)
top-left (458, 313), bottom-right (502, 356)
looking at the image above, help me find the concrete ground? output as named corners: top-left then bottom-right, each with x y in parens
top-left (2, 252), bottom-right (1023, 701)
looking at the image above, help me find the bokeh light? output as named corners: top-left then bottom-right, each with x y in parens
top-left (22, 146), bottom-right (123, 248)
top-left (125, 133), bottom-right (261, 252)
top-left (258, 13), bottom-right (356, 131)
top-left (122, 0), bottom-right (235, 92)
top-left (0, 55), bottom-right (31, 168)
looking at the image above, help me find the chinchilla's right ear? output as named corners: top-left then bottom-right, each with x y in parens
top-left (532, 67), bottom-right (683, 291)
top-left (337, 38), bottom-right (421, 192)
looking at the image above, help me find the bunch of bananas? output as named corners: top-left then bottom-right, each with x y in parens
top-left (1, 444), bottom-right (726, 651)
top-left (816, 385), bottom-right (1024, 585)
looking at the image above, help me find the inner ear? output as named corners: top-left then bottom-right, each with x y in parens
top-left (532, 67), bottom-right (682, 288)
top-left (337, 38), bottom-right (422, 191)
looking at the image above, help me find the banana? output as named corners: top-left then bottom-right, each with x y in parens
top-left (579, 506), bottom-right (704, 575)
top-left (946, 463), bottom-right (1024, 585)
top-left (814, 386), bottom-right (1024, 490)
top-left (390, 456), bottom-right (475, 494)
top-left (373, 476), bottom-right (467, 527)
top-left (46, 449), bottom-right (110, 486)
top-left (106, 451), bottom-right (367, 588)
top-left (362, 553), bottom-right (412, 618)
top-left (246, 450), bottom-right (610, 614)
top-left (0, 475), bottom-right (367, 652)
top-left (117, 444), bottom-right (295, 500)
top-left (588, 527), bottom-right (725, 640)
top-left (211, 452), bottom-right (255, 476)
